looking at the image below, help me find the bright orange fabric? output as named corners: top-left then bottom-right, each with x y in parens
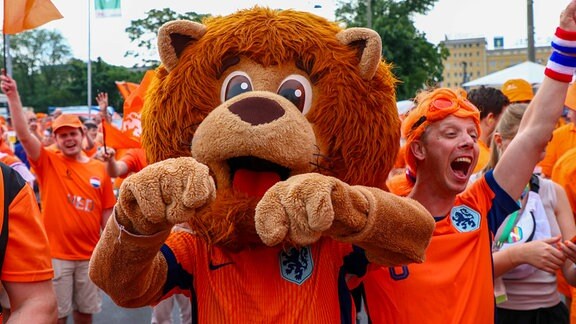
top-left (119, 148), bottom-right (147, 178)
top-left (0, 153), bottom-right (21, 166)
top-left (473, 139), bottom-right (490, 173)
top-left (551, 147), bottom-right (576, 213)
top-left (115, 81), bottom-right (139, 100)
top-left (539, 123), bottom-right (576, 178)
top-left (120, 70), bottom-right (154, 139)
top-left (30, 148), bottom-right (116, 260)
top-left (163, 234), bottom-right (357, 322)
top-left (3, 0), bottom-right (63, 34)
top-left (102, 120), bottom-right (141, 150)
top-left (362, 173), bottom-right (517, 324)
top-left (0, 165), bottom-right (53, 282)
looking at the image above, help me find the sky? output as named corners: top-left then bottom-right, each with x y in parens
top-left (21, 0), bottom-right (572, 67)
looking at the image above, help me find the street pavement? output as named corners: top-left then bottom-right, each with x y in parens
top-left (64, 293), bottom-right (153, 324)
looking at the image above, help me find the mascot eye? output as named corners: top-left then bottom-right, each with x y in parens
top-left (221, 71), bottom-right (253, 102)
top-left (277, 75), bottom-right (312, 115)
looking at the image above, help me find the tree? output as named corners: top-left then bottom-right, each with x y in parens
top-left (1, 29), bottom-right (143, 113)
top-left (2, 29), bottom-right (73, 111)
top-left (336, 0), bottom-right (449, 100)
top-left (125, 8), bottom-right (210, 66)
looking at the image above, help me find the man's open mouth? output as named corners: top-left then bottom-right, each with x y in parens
top-left (228, 156), bottom-right (290, 197)
top-left (450, 156), bottom-right (472, 178)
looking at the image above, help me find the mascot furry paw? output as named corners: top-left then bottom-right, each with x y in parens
top-left (90, 7), bottom-right (435, 321)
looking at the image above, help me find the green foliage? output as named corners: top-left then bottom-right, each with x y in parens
top-left (336, 0), bottom-right (448, 100)
top-left (125, 8), bottom-right (210, 66)
top-left (1, 30), bottom-right (144, 113)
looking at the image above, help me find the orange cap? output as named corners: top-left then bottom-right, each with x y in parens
top-left (501, 79), bottom-right (534, 103)
top-left (402, 88), bottom-right (480, 175)
top-left (52, 114), bottom-right (83, 133)
top-left (565, 83), bottom-right (576, 111)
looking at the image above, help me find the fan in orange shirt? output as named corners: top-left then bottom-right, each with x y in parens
top-left (539, 82), bottom-right (576, 178)
top-left (1, 74), bottom-right (116, 324)
top-left (0, 162), bottom-right (57, 322)
top-left (362, 23), bottom-right (576, 320)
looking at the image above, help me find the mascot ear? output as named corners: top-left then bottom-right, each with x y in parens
top-left (336, 28), bottom-right (382, 81)
top-left (157, 20), bottom-right (207, 72)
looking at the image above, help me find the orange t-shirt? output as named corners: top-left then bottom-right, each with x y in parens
top-left (551, 147), bottom-right (576, 213)
top-left (120, 148), bottom-right (147, 177)
top-left (0, 153), bottom-right (22, 166)
top-left (472, 139), bottom-right (490, 173)
top-left (539, 123), bottom-right (576, 178)
top-left (0, 163), bottom-right (53, 282)
top-left (30, 148), bottom-right (116, 260)
top-left (362, 171), bottom-right (518, 324)
top-left (162, 234), bottom-right (363, 322)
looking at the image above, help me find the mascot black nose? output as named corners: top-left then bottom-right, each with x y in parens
top-left (228, 97), bottom-right (285, 126)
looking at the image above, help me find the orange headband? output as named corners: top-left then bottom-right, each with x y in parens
top-left (402, 88), bottom-right (481, 175)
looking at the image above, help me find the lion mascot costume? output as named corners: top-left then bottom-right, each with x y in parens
top-left (90, 7), bottom-right (435, 322)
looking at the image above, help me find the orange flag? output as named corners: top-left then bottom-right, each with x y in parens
top-left (3, 0), bottom-right (63, 34)
top-left (101, 119), bottom-right (141, 149)
top-left (101, 70), bottom-right (154, 149)
top-left (121, 70), bottom-right (154, 138)
top-left (115, 81), bottom-right (139, 100)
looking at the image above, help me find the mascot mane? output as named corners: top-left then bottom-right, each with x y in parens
top-left (142, 6), bottom-right (400, 188)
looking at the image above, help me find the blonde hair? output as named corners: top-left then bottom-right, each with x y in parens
top-left (483, 103), bottom-right (528, 172)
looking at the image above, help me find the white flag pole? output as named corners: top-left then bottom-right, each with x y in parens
top-left (87, 0), bottom-right (92, 116)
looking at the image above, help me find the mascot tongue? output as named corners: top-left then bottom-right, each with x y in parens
top-left (233, 169), bottom-right (281, 198)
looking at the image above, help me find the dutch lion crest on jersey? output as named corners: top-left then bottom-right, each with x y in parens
top-left (450, 205), bottom-right (481, 232)
top-left (279, 246), bottom-right (313, 285)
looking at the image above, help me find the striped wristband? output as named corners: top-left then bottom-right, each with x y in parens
top-left (552, 27), bottom-right (576, 54)
top-left (545, 51), bottom-right (576, 82)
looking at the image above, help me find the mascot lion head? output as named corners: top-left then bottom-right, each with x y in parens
top-left (140, 7), bottom-right (400, 249)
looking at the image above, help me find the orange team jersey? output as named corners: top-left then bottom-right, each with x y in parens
top-left (161, 234), bottom-right (368, 323)
top-left (472, 139), bottom-right (490, 174)
top-left (539, 123), bottom-right (576, 178)
top-left (0, 153), bottom-right (22, 166)
top-left (119, 148), bottom-right (147, 177)
top-left (0, 163), bottom-right (53, 282)
top-left (552, 147), bottom-right (576, 212)
top-left (30, 148), bottom-right (116, 260)
top-left (362, 170), bottom-right (518, 324)
top-left (82, 142), bottom-right (99, 158)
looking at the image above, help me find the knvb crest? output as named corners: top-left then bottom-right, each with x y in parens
top-left (279, 246), bottom-right (313, 285)
top-left (450, 205), bottom-right (481, 233)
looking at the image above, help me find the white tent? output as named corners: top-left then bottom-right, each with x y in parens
top-left (396, 100), bottom-right (414, 115)
top-left (462, 61), bottom-right (545, 87)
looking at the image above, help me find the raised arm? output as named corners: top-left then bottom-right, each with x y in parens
top-left (0, 74), bottom-right (42, 161)
top-left (96, 92), bottom-right (112, 124)
top-left (494, 0), bottom-right (576, 200)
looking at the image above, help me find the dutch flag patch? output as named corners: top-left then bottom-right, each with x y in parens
top-left (90, 177), bottom-right (101, 188)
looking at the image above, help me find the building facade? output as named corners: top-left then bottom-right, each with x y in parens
top-left (440, 37), bottom-right (552, 88)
